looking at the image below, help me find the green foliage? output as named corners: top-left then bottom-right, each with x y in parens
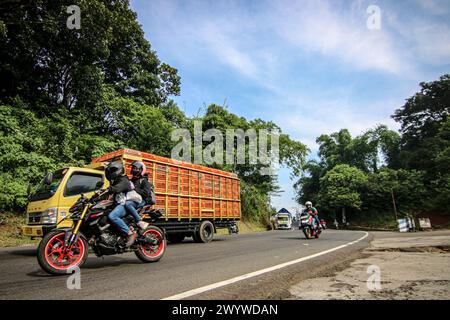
top-left (316, 126), bottom-right (400, 173)
top-left (122, 104), bottom-right (174, 157)
top-left (318, 164), bottom-right (367, 211)
top-left (0, 105), bottom-right (57, 210)
top-left (393, 74), bottom-right (450, 175)
top-left (0, 0), bottom-right (180, 111)
top-left (392, 74), bottom-right (450, 211)
top-left (0, 1), bottom-right (184, 212)
top-left (361, 168), bottom-right (428, 214)
top-left (294, 160), bottom-right (325, 205)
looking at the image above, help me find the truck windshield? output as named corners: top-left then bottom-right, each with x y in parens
top-left (29, 169), bottom-right (67, 202)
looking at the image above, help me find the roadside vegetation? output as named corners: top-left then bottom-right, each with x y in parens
top-left (0, 212), bottom-right (39, 247)
top-left (295, 75), bottom-right (450, 228)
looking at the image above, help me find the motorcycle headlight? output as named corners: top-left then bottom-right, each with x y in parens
top-left (41, 207), bottom-right (58, 224)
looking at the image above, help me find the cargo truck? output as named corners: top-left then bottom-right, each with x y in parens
top-left (22, 149), bottom-right (241, 243)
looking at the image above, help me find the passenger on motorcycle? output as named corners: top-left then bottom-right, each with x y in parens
top-left (105, 162), bottom-right (136, 247)
top-left (304, 201), bottom-right (323, 230)
top-left (123, 161), bottom-right (152, 231)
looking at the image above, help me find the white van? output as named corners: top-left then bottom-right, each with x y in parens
top-left (275, 213), bottom-right (293, 230)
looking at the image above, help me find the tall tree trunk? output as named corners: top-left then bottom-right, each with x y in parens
top-left (342, 206), bottom-right (346, 224)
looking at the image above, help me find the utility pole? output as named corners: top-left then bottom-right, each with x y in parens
top-left (391, 188), bottom-right (398, 221)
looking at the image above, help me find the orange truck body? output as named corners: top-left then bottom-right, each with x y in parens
top-left (92, 149), bottom-right (241, 222)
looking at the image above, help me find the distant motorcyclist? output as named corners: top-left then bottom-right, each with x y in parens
top-left (303, 201), bottom-right (323, 230)
top-left (105, 162), bottom-right (136, 247)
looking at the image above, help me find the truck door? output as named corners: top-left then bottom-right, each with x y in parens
top-left (58, 170), bottom-right (105, 223)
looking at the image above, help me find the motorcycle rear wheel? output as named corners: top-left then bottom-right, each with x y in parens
top-left (135, 226), bottom-right (166, 262)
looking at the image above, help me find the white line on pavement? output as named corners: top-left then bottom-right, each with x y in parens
top-left (162, 231), bottom-right (369, 300)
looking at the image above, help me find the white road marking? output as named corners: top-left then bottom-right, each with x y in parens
top-left (162, 231), bottom-right (369, 300)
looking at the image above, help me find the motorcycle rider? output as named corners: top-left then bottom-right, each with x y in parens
top-left (105, 162), bottom-right (136, 247)
top-left (304, 201), bottom-right (323, 230)
top-left (123, 161), bottom-right (152, 230)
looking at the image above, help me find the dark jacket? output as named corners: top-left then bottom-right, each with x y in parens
top-left (109, 175), bottom-right (132, 195)
top-left (131, 175), bottom-right (152, 204)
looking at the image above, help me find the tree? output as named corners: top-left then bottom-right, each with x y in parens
top-left (318, 164), bottom-right (367, 223)
top-left (393, 74), bottom-right (450, 174)
top-left (294, 160), bottom-right (326, 205)
top-left (392, 74), bottom-right (450, 212)
top-left (361, 168), bottom-right (428, 215)
top-left (0, 0), bottom-right (180, 120)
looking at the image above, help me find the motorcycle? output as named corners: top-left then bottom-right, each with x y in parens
top-left (299, 213), bottom-right (324, 239)
top-left (37, 189), bottom-right (166, 275)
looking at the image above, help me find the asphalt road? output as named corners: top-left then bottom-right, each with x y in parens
top-left (0, 229), bottom-right (370, 299)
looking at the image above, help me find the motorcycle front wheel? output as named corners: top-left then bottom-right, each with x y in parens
top-left (303, 227), bottom-right (312, 239)
top-left (37, 229), bottom-right (89, 275)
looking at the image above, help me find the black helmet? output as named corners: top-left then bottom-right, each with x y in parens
top-left (105, 162), bottom-right (124, 182)
top-left (131, 161), bottom-right (146, 177)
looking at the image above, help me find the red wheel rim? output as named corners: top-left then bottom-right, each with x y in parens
top-left (140, 229), bottom-right (164, 258)
top-left (44, 232), bottom-right (85, 271)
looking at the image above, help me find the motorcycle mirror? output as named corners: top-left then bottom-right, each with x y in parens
top-left (44, 172), bottom-right (53, 185)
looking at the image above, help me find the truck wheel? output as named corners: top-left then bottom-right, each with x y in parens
top-left (192, 231), bottom-right (201, 243)
top-left (167, 233), bottom-right (185, 244)
top-left (194, 220), bottom-right (214, 243)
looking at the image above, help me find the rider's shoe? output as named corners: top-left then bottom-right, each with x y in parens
top-left (125, 230), bottom-right (137, 247)
top-left (137, 221), bottom-right (149, 229)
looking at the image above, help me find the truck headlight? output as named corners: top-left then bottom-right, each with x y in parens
top-left (41, 207), bottom-right (58, 224)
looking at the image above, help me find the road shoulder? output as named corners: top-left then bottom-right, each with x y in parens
top-left (190, 231), bottom-right (372, 300)
top-left (289, 230), bottom-right (450, 300)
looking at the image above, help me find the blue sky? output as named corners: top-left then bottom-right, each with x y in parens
top-left (130, 0), bottom-right (450, 211)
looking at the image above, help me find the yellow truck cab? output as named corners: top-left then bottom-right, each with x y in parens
top-left (22, 164), bottom-right (109, 237)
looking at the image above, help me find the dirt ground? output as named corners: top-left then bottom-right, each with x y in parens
top-left (289, 231), bottom-right (450, 300)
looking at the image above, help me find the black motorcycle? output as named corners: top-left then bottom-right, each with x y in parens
top-left (37, 190), bottom-right (166, 275)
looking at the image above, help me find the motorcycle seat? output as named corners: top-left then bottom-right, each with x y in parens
top-left (138, 206), bottom-right (164, 220)
top-left (138, 205), bottom-right (153, 216)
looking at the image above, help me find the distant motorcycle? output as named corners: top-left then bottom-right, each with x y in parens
top-left (299, 214), bottom-right (324, 239)
top-left (37, 189), bottom-right (166, 275)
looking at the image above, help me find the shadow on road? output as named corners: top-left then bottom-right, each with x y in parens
top-left (167, 238), bottom-right (226, 245)
top-left (26, 270), bottom-right (55, 278)
top-left (82, 257), bottom-right (143, 269)
top-left (25, 257), bottom-right (144, 278)
top-left (7, 248), bottom-right (37, 257)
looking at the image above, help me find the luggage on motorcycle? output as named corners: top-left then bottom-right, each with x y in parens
top-left (126, 189), bottom-right (143, 203)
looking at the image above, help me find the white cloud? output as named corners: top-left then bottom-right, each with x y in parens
top-left (197, 22), bottom-right (260, 78)
top-left (265, 0), bottom-right (409, 75)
